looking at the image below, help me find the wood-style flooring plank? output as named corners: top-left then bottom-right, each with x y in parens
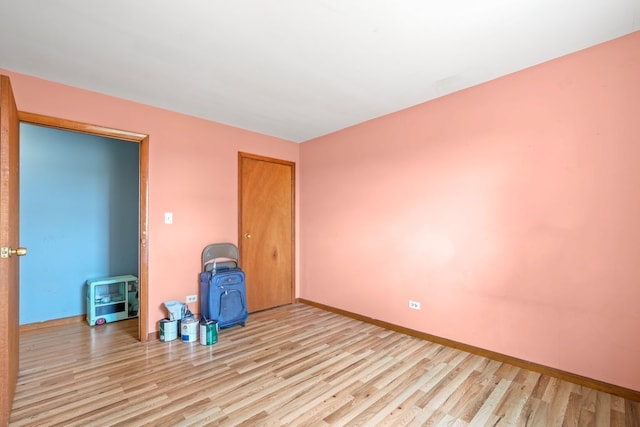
top-left (9, 303), bottom-right (640, 426)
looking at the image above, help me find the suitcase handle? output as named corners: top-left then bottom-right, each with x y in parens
top-left (203, 258), bottom-right (238, 272)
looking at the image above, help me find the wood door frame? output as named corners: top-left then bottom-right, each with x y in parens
top-left (238, 152), bottom-right (295, 308)
top-left (18, 112), bottom-right (150, 342)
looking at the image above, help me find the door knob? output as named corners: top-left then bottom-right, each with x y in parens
top-left (244, 233), bottom-right (252, 239)
top-left (1, 246), bottom-right (27, 258)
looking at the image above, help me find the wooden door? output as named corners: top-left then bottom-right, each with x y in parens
top-left (0, 75), bottom-right (21, 425)
top-left (239, 153), bottom-right (294, 313)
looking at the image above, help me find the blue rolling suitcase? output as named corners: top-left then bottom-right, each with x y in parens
top-left (199, 243), bottom-right (248, 328)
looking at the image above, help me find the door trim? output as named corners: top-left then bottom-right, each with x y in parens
top-left (18, 111), bottom-right (150, 342)
top-left (238, 152), bottom-right (295, 308)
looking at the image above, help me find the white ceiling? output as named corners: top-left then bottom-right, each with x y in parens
top-left (1, 1), bottom-right (639, 142)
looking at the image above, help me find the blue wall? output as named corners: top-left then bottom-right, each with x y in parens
top-left (19, 124), bottom-right (139, 324)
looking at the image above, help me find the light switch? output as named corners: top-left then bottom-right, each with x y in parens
top-left (164, 212), bottom-right (173, 224)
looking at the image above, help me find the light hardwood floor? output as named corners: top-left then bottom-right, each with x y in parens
top-left (10, 303), bottom-right (640, 426)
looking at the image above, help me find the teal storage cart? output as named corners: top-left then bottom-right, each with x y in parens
top-left (86, 275), bottom-right (138, 326)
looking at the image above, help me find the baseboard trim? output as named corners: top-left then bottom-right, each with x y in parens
top-left (20, 314), bottom-right (86, 332)
top-left (297, 298), bottom-right (640, 402)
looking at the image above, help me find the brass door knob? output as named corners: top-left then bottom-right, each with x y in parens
top-left (1, 246), bottom-right (27, 258)
top-left (13, 247), bottom-right (27, 256)
top-left (244, 233), bottom-right (252, 239)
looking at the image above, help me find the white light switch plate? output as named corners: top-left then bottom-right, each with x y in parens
top-left (164, 212), bottom-right (173, 224)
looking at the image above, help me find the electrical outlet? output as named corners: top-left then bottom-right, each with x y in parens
top-left (408, 300), bottom-right (421, 310)
top-left (186, 294), bottom-right (197, 303)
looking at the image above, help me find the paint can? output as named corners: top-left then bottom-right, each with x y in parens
top-left (159, 318), bottom-right (178, 342)
top-left (200, 319), bottom-right (218, 346)
top-left (181, 317), bottom-right (199, 342)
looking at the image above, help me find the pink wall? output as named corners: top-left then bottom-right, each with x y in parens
top-left (300, 32), bottom-right (640, 391)
top-left (0, 69), bottom-right (300, 333)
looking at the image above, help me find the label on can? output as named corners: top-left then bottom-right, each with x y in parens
top-left (160, 318), bottom-right (178, 342)
top-left (181, 317), bottom-right (199, 342)
top-left (200, 320), bottom-right (218, 345)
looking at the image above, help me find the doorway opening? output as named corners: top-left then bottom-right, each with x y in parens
top-left (18, 112), bottom-right (149, 341)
